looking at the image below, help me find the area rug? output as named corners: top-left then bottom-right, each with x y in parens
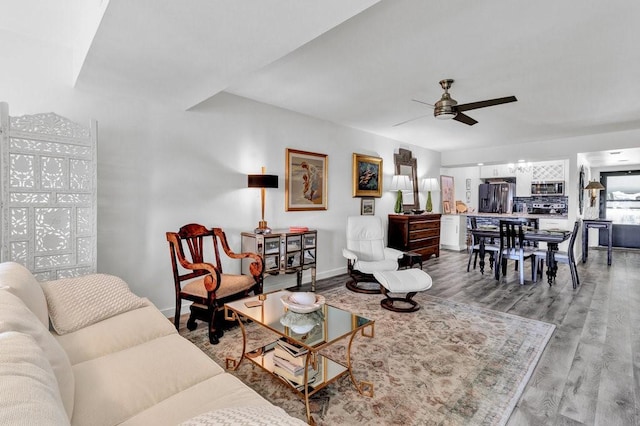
top-left (181, 286), bottom-right (555, 425)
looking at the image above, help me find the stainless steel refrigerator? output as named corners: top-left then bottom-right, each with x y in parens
top-left (478, 183), bottom-right (516, 214)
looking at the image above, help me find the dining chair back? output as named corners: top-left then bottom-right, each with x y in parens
top-left (533, 220), bottom-right (581, 288)
top-left (467, 217), bottom-right (499, 272)
top-left (498, 220), bottom-right (536, 285)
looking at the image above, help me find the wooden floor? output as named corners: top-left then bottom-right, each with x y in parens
top-left (303, 247), bottom-right (639, 426)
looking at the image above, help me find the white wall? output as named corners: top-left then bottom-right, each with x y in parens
top-left (0, 34), bottom-right (441, 314)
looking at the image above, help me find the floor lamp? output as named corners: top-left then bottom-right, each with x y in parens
top-left (248, 167), bottom-right (279, 234)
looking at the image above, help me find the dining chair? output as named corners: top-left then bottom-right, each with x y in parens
top-left (467, 217), bottom-right (500, 272)
top-left (533, 220), bottom-right (581, 288)
top-left (498, 220), bottom-right (536, 285)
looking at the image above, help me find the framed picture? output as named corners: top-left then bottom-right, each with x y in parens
top-left (466, 178), bottom-right (471, 190)
top-left (352, 153), bottom-right (383, 197)
top-left (440, 175), bottom-right (455, 215)
top-left (361, 198), bottom-right (375, 215)
top-left (285, 148), bottom-right (328, 211)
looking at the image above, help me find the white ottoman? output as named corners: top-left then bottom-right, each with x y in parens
top-left (373, 269), bottom-right (433, 312)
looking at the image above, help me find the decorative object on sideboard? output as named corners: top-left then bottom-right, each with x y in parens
top-left (248, 167), bottom-right (279, 234)
top-left (285, 148), bottom-right (328, 211)
top-left (421, 177), bottom-right (440, 212)
top-left (353, 153), bottom-right (383, 198)
top-left (584, 180), bottom-right (605, 207)
top-left (390, 175), bottom-right (412, 214)
top-left (394, 148), bottom-right (420, 212)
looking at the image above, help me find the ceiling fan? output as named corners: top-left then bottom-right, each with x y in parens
top-left (394, 79), bottom-right (517, 127)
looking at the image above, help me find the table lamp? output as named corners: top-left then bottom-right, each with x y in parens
top-left (421, 178), bottom-right (440, 212)
top-left (390, 175), bottom-right (411, 213)
top-left (584, 180), bottom-right (605, 207)
top-left (248, 167), bottom-right (279, 234)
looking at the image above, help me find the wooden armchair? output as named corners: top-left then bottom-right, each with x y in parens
top-left (166, 223), bottom-right (263, 344)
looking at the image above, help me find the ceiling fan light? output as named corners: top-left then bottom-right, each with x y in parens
top-left (434, 108), bottom-right (457, 120)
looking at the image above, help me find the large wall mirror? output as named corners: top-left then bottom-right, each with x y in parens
top-left (394, 148), bottom-right (419, 212)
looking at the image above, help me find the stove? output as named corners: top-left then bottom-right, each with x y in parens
top-left (531, 202), bottom-right (566, 215)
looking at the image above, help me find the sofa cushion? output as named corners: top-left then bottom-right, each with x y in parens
top-left (120, 374), bottom-right (278, 426)
top-left (41, 273), bottom-right (145, 335)
top-left (0, 290), bottom-right (74, 420)
top-left (0, 261), bottom-right (49, 327)
top-left (180, 405), bottom-right (307, 426)
top-left (71, 333), bottom-right (224, 426)
top-left (55, 303), bottom-right (177, 365)
top-left (0, 331), bottom-right (70, 426)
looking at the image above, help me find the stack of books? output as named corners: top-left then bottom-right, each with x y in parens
top-left (273, 338), bottom-right (317, 389)
top-left (289, 226), bottom-right (309, 233)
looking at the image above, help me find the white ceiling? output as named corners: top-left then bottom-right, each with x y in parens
top-left (4, 0), bottom-right (640, 167)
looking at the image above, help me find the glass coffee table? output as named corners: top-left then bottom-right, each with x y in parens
top-left (224, 290), bottom-right (374, 424)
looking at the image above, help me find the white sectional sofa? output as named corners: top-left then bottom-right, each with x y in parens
top-left (0, 262), bottom-right (305, 426)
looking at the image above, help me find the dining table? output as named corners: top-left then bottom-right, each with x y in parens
top-left (470, 226), bottom-right (572, 285)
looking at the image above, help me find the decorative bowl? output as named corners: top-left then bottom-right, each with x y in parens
top-left (281, 292), bottom-right (325, 313)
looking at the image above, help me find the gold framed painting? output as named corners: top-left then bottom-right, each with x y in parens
top-left (352, 153), bottom-right (383, 197)
top-left (285, 148), bottom-right (328, 211)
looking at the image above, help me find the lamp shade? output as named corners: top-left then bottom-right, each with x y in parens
top-left (584, 181), bottom-right (604, 191)
top-left (421, 178), bottom-right (440, 191)
top-left (389, 175), bottom-right (412, 191)
top-left (247, 174), bottom-right (278, 188)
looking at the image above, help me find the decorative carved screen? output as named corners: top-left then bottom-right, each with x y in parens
top-left (0, 103), bottom-right (97, 281)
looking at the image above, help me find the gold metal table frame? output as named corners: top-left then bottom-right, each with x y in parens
top-left (224, 291), bottom-right (374, 424)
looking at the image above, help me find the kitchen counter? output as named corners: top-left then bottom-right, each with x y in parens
top-left (466, 212), bottom-right (568, 219)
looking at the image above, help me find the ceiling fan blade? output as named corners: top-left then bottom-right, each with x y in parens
top-left (411, 99), bottom-right (435, 107)
top-left (392, 113), bottom-right (431, 127)
top-left (456, 96), bottom-right (517, 112)
top-left (453, 112), bottom-right (478, 126)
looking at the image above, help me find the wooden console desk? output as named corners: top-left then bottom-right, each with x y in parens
top-left (241, 229), bottom-right (317, 290)
top-left (388, 214), bottom-right (441, 261)
top-left (582, 219), bottom-right (613, 266)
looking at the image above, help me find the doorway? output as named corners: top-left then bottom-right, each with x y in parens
top-left (599, 170), bottom-right (640, 249)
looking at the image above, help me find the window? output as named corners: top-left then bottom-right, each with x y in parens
top-left (602, 171), bottom-right (640, 225)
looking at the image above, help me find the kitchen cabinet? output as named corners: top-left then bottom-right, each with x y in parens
top-left (388, 214), bottom-right (441, 260)
top-left (532, 160), bottom-right (565, 182)
top-left (440, 214), bottom-right (467, 251)
top-left (480, 164), bottom-right (516, 179)
top-left (515, 167), bottom-right (532, 197)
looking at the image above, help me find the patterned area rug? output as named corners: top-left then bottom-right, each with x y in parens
top-left (181, 286), bottom-right (555, 425)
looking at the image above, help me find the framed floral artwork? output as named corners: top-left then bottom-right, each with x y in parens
top-left (440, 175), bottom-right (455, 215)
top-left (285, 148), bottom-right (328, 211)
top-left (353, 153), bottom-right (383, 197)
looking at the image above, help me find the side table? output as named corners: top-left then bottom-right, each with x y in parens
top-left (399, 251), bottom-right (423, 270)
top-left (241, 229), bottom-right (317, 291)
top-left (582, 219), bottom-right (613, 266)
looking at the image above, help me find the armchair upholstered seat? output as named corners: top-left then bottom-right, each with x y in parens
top-left (342, 216), bottom-right (404, 294)
top-left (166, 223), bottom-right (263, 344)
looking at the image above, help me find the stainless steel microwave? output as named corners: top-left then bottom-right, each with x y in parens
top-left (531, 181), bottom-right (564, 196)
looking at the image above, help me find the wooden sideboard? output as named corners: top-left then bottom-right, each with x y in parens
top-left (388, 214), bottom-right (441, 260)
